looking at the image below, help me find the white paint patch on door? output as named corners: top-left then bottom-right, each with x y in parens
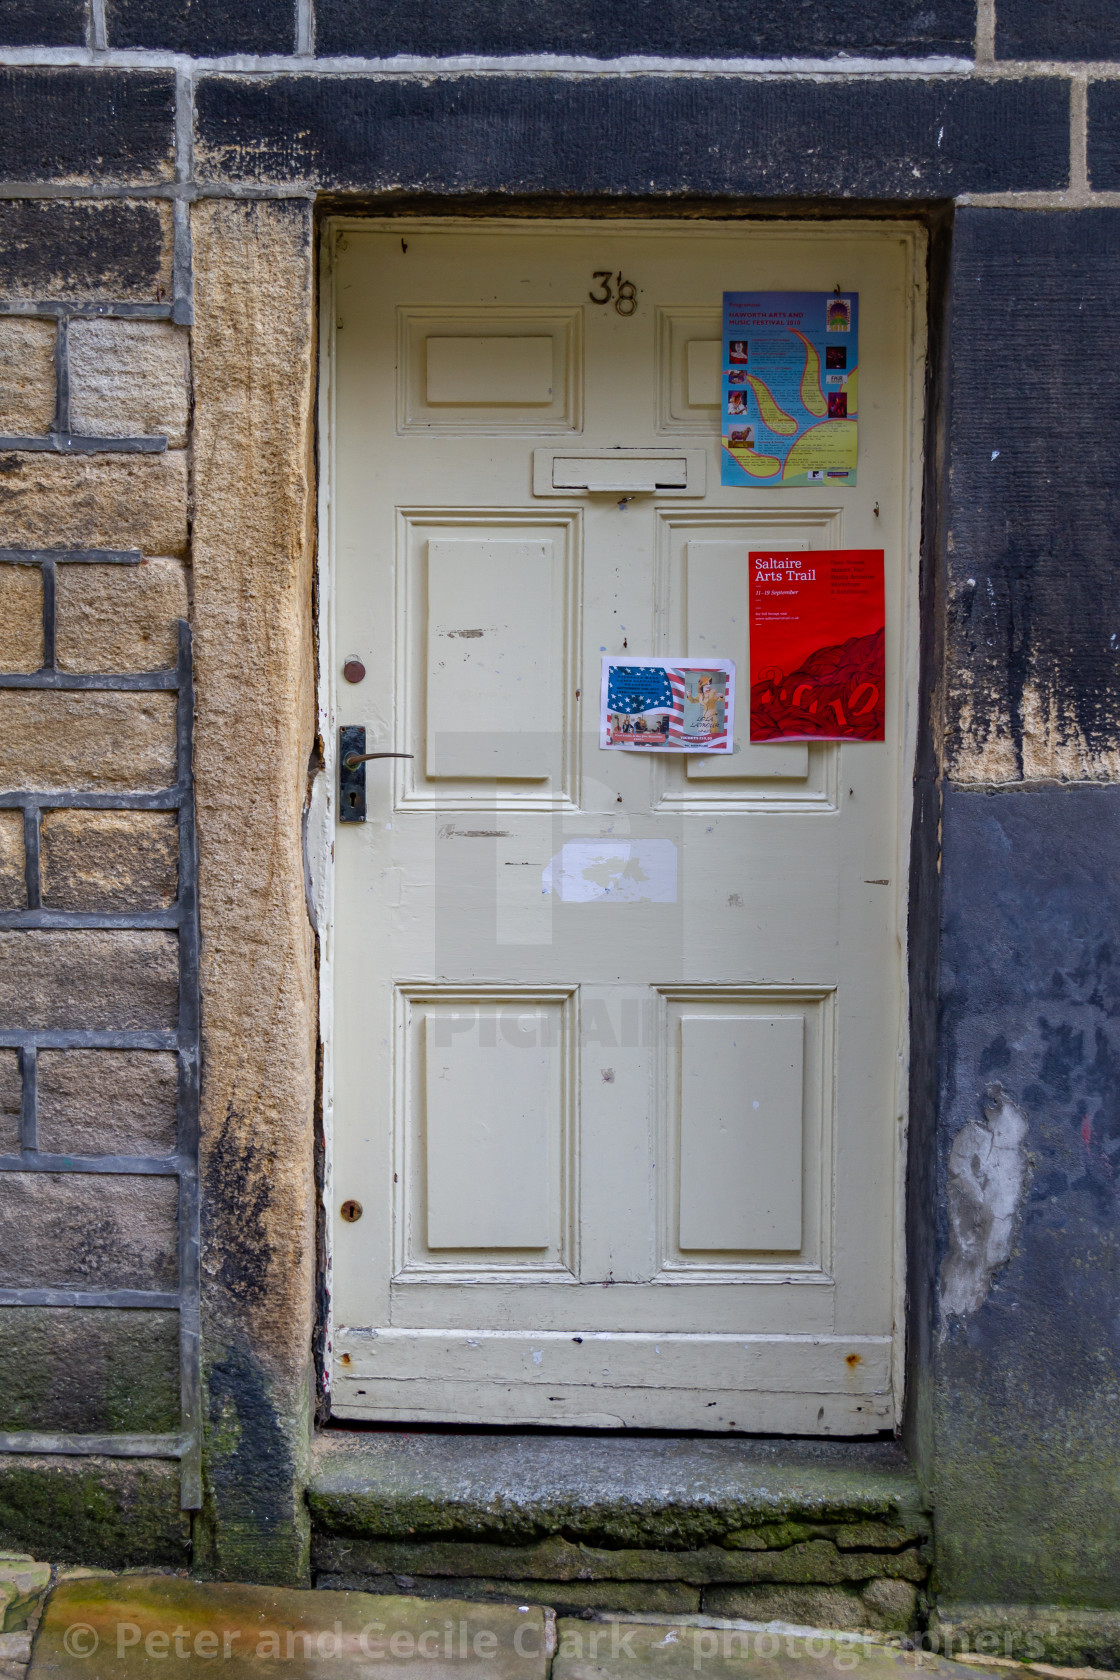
top-left (543, 838), bottom-right (678, 903)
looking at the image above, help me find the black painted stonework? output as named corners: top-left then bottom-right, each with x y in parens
top-left (0, 0), bottom-right (86, 47)
top-left (935, 786), bottom-right (1120, 1604)
top-left (1088, 81), bottom-right (1120, 190)
top-left (195, 74), bottom-right (1069, 194)
top-left (106, 0), bottom-right (295, 56)
top-left (0, 70), bottom-right (175, 183)
top-left (944, 209), bottom-right (1120, 774)
top-left (997, 0), bottom-right (1120, 62)
top-left (0, 201), bottom-right (169, 300)
top-left (315, 0), bottom-right (974, 61)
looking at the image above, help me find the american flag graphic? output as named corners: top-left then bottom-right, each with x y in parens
top-left (606, 665), bottom-right (727, 748)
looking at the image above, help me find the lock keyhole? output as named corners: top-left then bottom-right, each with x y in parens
top-left (348, 790), bottom-right (358, 808)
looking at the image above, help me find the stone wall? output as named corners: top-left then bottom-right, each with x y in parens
top-left (0, 0), bottom-right (1118, 1640)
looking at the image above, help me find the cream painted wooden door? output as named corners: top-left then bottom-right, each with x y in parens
top-left (325, 220), bottom-right (923, 1431)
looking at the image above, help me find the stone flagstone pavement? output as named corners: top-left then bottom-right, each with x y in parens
top-left (1, 1561), bottom-right (1117, 1680)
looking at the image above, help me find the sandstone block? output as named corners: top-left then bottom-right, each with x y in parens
top-left (0, 1457), bottom-right (189, 1569)
top-left (0, 1172), bottom-right (178, 1290)
top-left (860, 1577), bottom-right (918, 1631)
top-left (0, 320), bottom-right (55, 437)
top-left (41, 809), bottom-right (178, 910)
top-left (38, 1049), bottom-right (178, 1156)
top-left (319, 1573), bottom-right (700, 1615)
top-left (55, 558), bottom-right (187, 674)
top-left (0, 1307), bottom-right (179, 1432)
top-left (0, 930), bottom-right (178, 1029)
top-left (834, 1520), bottom-right (926, 1550)
top-left (0, 567), bottom-right (43, 674)
top-left (701, 1583), bottom-right (871, 1628)
top-left (68, 321), bottom-right (190, 447)
top-left (0, 813), bottom-right (24, 910)
top-left (0, 201), bottom-right (173, 305)
top-left (36, 1580), bottom-right (549, 1676)
top-left (0, 449), bottom-right (187, 556)
top-left (0, 691), bottom-right (177, 792)
top-left (0, 1051), bottom-right (19, 1155)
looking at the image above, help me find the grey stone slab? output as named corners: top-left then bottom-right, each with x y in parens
top-left (552, 1619), bottom-right (976, 1680)
top-left (31, 1578), bottom-right (551, 1678)
top-left (310, 1432), bottom-right (925, 1549)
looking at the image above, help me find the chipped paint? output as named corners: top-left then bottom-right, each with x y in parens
top-left (940, 1083), bottom-right (1029, 1327)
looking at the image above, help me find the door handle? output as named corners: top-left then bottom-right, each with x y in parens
top-left (339, 726), bottom-right (412, 823)
top-left (342, 751), bottom-right (414, 767)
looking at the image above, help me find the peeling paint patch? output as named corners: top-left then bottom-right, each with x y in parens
top-left (940, 1082), bottom-right (1029, 1327)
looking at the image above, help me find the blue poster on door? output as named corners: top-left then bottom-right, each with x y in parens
top-left (722, 291), bottom-right (858, 487)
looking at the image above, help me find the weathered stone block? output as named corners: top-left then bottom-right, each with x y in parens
top-left (41, 810), bottom-right (178, 910)
top-left (38, 1049), bottom-right (178, 1156)
top-left (0, 321), bottom-right (55, 438)
top-left (0, 1558), bottom-right (50, 1630)
top-left (37, 1579), bottom-right (549, 1673)
top-left (0, 1051), bottom-right (19, 1156)
top-left (0, 1172), bottom-right (178, 1290)
top-left (701, 1583), bottom-right (872, 1628)
top-left (553, 1618), bottom-right (945, 1680)
top-left (68, 322), bottom-right (190, 448)
top-left (55, 558), bottom-right (187, 674)
top-left (107, 0), bottom-right (295, 55)
top-left (0, 1307), bottom-right (179, 1432)
top-left (0, 813), bottom-right (24, 911)
top-left (0, 69), bottom-right (175, 184)
top-left (834, 1520), bottom-right (925, 1550)
top-left (860, 1577), bottom-right (918, 1631)
top-left (0, 1458), bottom-right (189, 1569)
top-left (0, 930), bottom-right (178, 1029)
top-left (0, 691), bottom-right (178, 793)
top-left (0, 566), bottom-right (43, 675)
top-left (195, 74), bottom-right (1069, 197)
top-left (310, 1533), bottom-right (925, 1590)
top-left (316, 0), bottom-right (974, 56)
top-left (0, 0), bottom-right (86, 46)
top-left (0, 1627), bottom-right (31, 1666)
top-left (0, 450), bottom-right (187, 556)
top-left (0, 202), bottom-right (172, 305)
top-left (319, 1573), bottom-right (700, 1614)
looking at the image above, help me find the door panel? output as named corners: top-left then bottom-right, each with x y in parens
top-left (326, 219), bottom-right (923, 1430)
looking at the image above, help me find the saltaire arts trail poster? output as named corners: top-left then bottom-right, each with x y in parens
top-left (600, 657), bottom-right (736, 752)
top-left (749, 549), bottom-right (884, 742)
top-left (722, 291), bottom-right (858, 487)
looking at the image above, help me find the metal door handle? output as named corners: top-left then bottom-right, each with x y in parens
top-left (339, 727), bottom-right (411, 823)
top-left (342, 751), bottom-right (414, 767)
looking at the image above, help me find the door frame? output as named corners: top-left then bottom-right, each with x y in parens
top-left (313, 211), bottom-right (929, 1427)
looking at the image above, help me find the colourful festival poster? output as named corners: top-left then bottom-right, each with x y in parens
top-left (722, 291), bottom-right (858, 487)
top-left (749, 549), bottom-right (884, 741)
top-left (600, 657), bottom-right (736, 752)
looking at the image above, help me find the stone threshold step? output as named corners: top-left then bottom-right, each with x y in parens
top-left (309, 1434), bottom-right (930, 1633)
top-left (310, 1432), bottom-right (926, 1550)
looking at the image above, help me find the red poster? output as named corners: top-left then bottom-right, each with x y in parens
top-left (749, 548), bottom-right (885, 741)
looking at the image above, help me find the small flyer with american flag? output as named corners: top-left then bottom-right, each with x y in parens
top-left (600, 657), bottom-right (736, 752)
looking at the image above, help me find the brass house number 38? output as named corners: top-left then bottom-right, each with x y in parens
top-left (589, 271), bottom-right (639, 315)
